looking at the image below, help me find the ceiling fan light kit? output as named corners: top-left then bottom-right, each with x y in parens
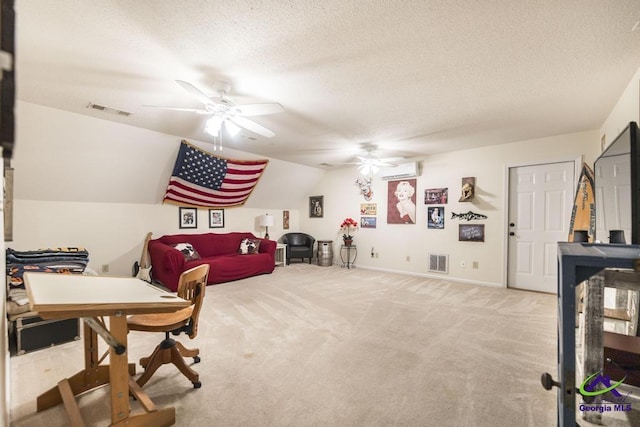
top-left (146, 79), bottom-right (284, 147)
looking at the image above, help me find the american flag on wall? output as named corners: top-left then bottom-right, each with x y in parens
top-left (163, 140), bottom-right (269, 208)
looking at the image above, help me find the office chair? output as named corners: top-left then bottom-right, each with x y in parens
top-left (127, 264), bottom-right (209, 388)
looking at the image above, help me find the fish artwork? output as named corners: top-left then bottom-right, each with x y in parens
top-left (451, 210), bottom-right (488, 221)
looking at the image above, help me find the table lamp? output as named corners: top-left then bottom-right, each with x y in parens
top-left (260, 214), bottom-right (274, 239)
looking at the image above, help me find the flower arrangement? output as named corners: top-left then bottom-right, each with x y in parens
top-left (340, 217), bottom-right (359, 240)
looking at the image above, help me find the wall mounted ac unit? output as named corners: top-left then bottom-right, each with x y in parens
top-left (379, 161), bottom-right (419, 180)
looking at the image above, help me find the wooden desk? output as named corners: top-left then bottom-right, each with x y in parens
top-left (25, 273), bottom-right (190, 427)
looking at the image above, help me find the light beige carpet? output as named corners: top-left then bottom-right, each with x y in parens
top-left (10, 264), bottom-right (562, 426)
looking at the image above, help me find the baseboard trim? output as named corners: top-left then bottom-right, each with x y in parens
top-left (356, 265), bottom-right (505, 289)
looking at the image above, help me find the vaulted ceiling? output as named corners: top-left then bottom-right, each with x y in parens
top-left (15, 1), bottom-right (640, 168)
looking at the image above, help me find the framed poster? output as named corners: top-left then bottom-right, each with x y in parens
top-left (209, 209), bottom-right (224, 228)
top-left (459, 224), bottom-right (485, 242)
top-left (309, 196), bottom-right (324, 218)
top-left (179, 207), bottom-right (197, 229)
top-left (427, 206), bottom-right (445, 229)
top-left (361, 217), bottom-right (377, 229)
top-left (425, 188), bottom-right (448, 204)
top-left (360, 203), bottom-right (377, 215)
top-left (387, 179), bottom-right (417, 224)
top-left (283, 210), bottom-right (290, 229)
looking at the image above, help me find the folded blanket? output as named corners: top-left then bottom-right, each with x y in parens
top-left (6, 247), bottom-right (90, 289)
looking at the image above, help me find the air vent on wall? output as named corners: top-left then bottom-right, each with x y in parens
top-left (428, 253), bottom-right (449, 274)
top-left (86, 102), bottom-right (131, 117)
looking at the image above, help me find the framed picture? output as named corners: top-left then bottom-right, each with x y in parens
top-left (179, 207), bottom-right (197, 229)
top-left (361, 216), bottom-right (377, 229)
top-left (459, 224), bottom-right (485, 242)
top-left (283, 210), bottom-right (290, 229)
top-left (387, 179), bottom-right (417, 224)
top-left (310, 196), bottom-right (324, 218)
top-left (360, 203), bottom-right (377, 215)
top-left (427, 206), bottom-right (445, 229)
top-left (425, 188), bottom-right (448, 204)
top-left (209, 209), bottom-right (224, 228)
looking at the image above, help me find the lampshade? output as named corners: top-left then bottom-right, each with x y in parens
top-left (260, 214), bottom-right (274, 227)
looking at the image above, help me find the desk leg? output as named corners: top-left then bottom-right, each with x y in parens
top-left (37, 323), bottom-right (112, 411)
top-left (109, 315), bottom-right (176, 426)
top-left (109, 315), bottom-right (130, 424)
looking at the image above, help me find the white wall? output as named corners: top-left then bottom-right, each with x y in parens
top-left (10, 102), bottom-right (322, 275)
top-left (600, 66), bottom-right (640, 146)
top-left (301, 130), bottom-right (600, 286)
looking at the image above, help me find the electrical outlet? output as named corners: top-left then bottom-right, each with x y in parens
top-left (460, 261), bottom-right (466, 268)
top-left (406, 256), bottom-right (411, 262)
top-left (472, 261), bottom-right (479, 269)
top-left (375, 253), bottom-right (379, 258)
top-left (101, 264), bottom-right (109, 273)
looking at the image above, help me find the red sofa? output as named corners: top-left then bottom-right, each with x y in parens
top-left (148, 232), bottom-right (276, 291)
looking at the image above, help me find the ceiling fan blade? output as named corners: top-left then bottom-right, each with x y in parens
top-left (237, 103), bottom-right (284, 116)
top-left (175, 80), bottom-right (214, 106)
top-left (143, 105), bottom-right (211, 114)
top-left (229, 116), bottom-right (275, 138)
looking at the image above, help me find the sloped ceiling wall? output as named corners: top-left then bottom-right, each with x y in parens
top-left (13, 101), bottom-right (325, 209)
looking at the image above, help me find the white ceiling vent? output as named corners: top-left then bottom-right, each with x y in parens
top-left (379, 161), bottom-right (419, 180)
top-left (87, 102), bottom-right (131, 117)
top-left (429, 253), bottom-right (449, 274)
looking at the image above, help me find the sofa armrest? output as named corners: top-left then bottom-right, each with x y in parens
top-left (259, 239), bottom-right (277, 256)
top-left (149, 241), bottom-right (185, 270)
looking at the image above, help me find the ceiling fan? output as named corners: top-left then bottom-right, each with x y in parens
top-left (340, 151), bottom-right (404, 175)
top-left (145, 80), bottom-right (284, 138)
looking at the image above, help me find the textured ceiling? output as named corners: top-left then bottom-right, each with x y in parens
top-left (15, 1), bottom-right (640, 168)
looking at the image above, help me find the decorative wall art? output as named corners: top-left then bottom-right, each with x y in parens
top-left (309, 196), bottom-right (324, 218)
top-left (451, 211), bottom-right (488, 221)
top-left (459, 177), bottom-right (475, 202)
top-left (387, 179), bottom-right (417, 224)
top-left (427, 206), bottom-right (445, 229)
top-left (164, 140), bottom-right (268, 208)
top-left (208, 209), bottom-right (224, 228)
top-left (355, 176), bottom-right (374, 201)
top-left (459, 224), bottom-right (485, 242)
top-left (361, 217), bottom-right (377, 229)
top-left (179, 207), bottom-right (197, 229)
top-left (360, 203), bottom-right (377, 216)
top-left (425, 188), bottom-right (448, 204)
top-left (283, 210), bottom-right (290, 229)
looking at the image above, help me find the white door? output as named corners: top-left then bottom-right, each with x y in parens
top-left (507, 162), bottom-right (575, 293)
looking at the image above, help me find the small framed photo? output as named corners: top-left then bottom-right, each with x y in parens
top-left (309, 196), bottom-right (324, 218)
top-left (360, 216), bottom-right (377, 229)
top-left (209, 209), bottom-right (224, 228)
top-left (425, 188), bottom-right (448, 204)
top-left (427, 206), bottom-right (445, 229)
top-left (459, 224), bottom-right (485, 242)
top-left (179, 207), bottom-right (197, 229)
top-left (283, 210), bottom-right (290, 229)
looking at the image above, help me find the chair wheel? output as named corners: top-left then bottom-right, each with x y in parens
top-left (193, 381), bottom-right (201, 388)
top-left (193, 356), bottom-right (201, 363)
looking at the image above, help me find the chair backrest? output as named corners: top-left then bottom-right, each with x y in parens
top-left (282, 233), bottom-right (314, 247)
top-left (177, 264), bottom-right (209, 339)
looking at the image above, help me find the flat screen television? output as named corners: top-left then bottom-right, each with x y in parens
top-left (594, 121), bottom-right (640, 244)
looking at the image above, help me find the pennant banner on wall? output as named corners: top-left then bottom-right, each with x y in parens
top-left (163, 140), bottom-right (269, 208)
